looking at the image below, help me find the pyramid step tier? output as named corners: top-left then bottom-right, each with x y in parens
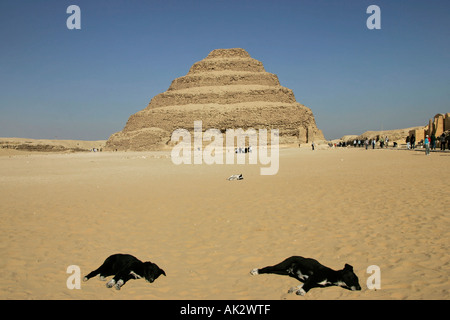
top-left (125, 102), bottom-right (315, 134)
top-left (149, 85), bottom-right (296, 108)
top-left (168, 71), bottom-right (281, 91)
top-left (188, 57), bottom-right (265, 74)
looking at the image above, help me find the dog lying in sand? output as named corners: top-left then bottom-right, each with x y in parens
top-left (250, 256), bottom-right (361, 295)
top-left (83, 253), bottom-right (166, 290)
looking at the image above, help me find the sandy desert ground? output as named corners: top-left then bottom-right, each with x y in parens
top-left (0, 146), bottom-right (449, 300)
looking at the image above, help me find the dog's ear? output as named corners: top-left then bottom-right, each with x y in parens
top-left (160, 268), bottom-right (166, 276)
top-left (344, 264), bottom-right (353, 271)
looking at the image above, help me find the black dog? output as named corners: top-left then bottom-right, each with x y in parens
top-left (83, 253), bottom-right (166, 290)
top-left (250, 256), bottom-right (361, 295)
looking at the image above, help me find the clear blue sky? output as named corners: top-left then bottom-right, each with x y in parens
top-left (1, 0), bottom-right (449, 140)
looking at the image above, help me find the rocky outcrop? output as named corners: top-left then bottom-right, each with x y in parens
top-left (106, 48), bottom-right (324, 151)
top-left (0, 138), bottom-right (106, 152)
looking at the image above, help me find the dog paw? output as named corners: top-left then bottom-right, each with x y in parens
top-left (288, 286), bottom-right (297, 294)
top-left (114, 279), bottom-right (124, 290)
top-left (288, 286), bottom-right (306, 295)
top-left (106, 279), bottom-right (115, 288)
top-left (129, 271), bottom-right (142, 279)
top-left (83, 276), bottom-right (88, 282)
top-left (296, 288), bottom-right (307, 296)
top-left (250, 268), bottom-right (259, 275)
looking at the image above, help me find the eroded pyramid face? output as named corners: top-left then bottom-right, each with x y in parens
top-left (106, 48), bottom-right (323, 151)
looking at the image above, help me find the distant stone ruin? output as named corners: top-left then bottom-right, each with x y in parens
top-left (106, 48), bottom-right (324, 151)
top-left (409, 113), bottom-right (450, 143)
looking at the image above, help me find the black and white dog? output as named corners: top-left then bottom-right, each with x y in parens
top-left (250, 256), bottom-right (361, 295)
top-left (83, 253), bottom-right (166, 290)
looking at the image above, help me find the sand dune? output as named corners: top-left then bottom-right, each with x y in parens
top-left (0, 147), bottom-right (449, 300)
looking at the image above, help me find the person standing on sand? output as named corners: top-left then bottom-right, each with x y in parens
top-left (440, 133), bottom-right (446, 151)
top-left (424, 135), bottom-right (430, 155)
top-left (431, 133), bottom-right (437, 150)
top-left (411, 134), bottom-right (416, 149)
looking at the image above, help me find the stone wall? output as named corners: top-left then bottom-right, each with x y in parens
top-left (409, 113), bottom-right (449, 145)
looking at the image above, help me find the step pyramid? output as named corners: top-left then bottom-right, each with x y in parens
top-left (106, 48), bottom-right (324, 150)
